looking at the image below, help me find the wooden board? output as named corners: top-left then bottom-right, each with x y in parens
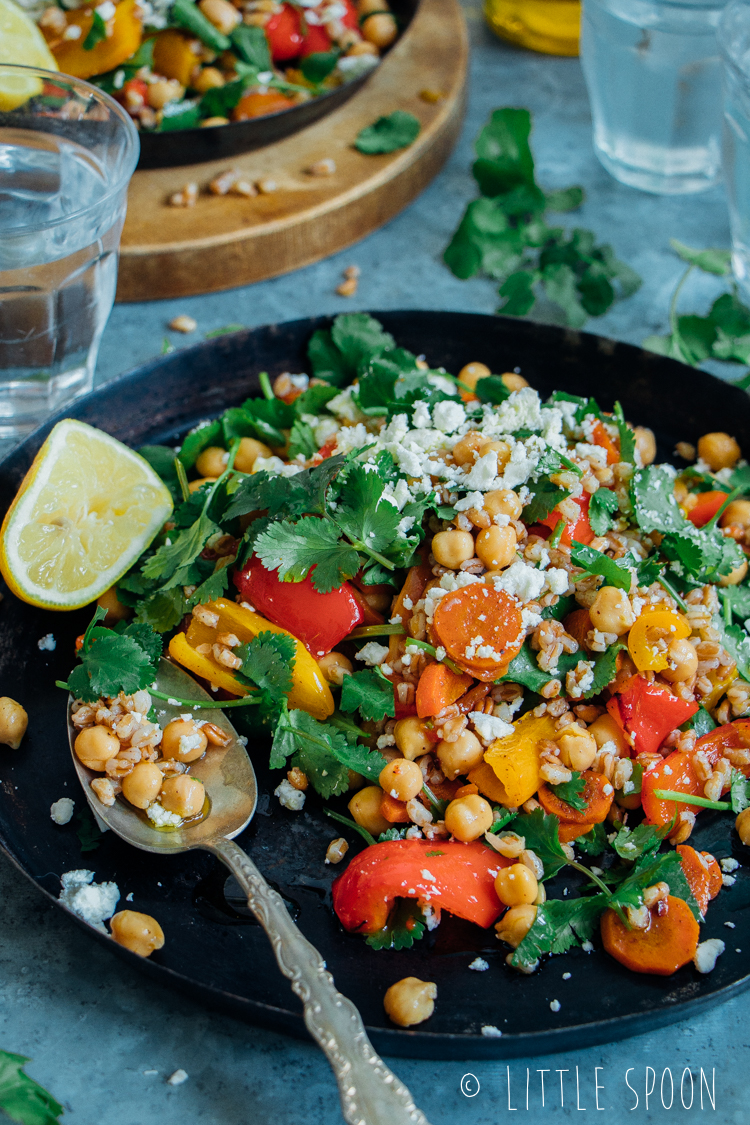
top-left (115, 0), bottom-right (467, 301)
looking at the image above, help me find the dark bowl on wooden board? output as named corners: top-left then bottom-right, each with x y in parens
top-left (1, 311), bottom-right (750, 1061)
top-left (136, 0), bottom-right (417, 169)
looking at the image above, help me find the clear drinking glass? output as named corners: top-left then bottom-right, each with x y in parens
top-left (0, 66), bottom-right (138, 438)
top-left (580, 0), bottom-right (729, 194)
top-left (720, 1), bottom-right (750, 297)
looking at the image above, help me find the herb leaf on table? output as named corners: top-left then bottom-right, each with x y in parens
top-left (0, 1050), bottom-right (64, 1125)
top-left (354, 111), bottom-right (421, 154)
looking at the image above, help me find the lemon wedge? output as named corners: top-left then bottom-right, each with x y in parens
top-left (0, 0), bottom-right (58, 112)
top-left (0, 419), bottom-right (173, 610)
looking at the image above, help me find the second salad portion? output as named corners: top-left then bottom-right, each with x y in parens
top-left (28, 312), bottom-right (750, 988)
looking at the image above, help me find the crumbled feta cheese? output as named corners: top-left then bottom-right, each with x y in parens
top-left (432, 400), bottom-right (466, 434)
top-left (355, 641), bottom-right (389, 666)
top-left (469, 711), bottom-right (514, 744)
top-left (562, 972), bottom-right (571, 980)
top-left (545, 568), bottom-right (571, 596)
top-left (95, 0), bottom-right (115, 17)
top-left (50, 797), bottom-right (75, 825)
top-left (491, 560), bottom-right (545, 603)
top-left (376, 733), bottom-right (396, 749)
top-left (167, 1070), bottom-right (189, 1086)
top-left (454, 491), bottom-right (485, 513)
top-left (481, 1025), bottom-right (503, 1038)
top-left (581, 940), bottom-right (594, 952)
top-left (723, 874), bottom-right (736, 887)
top-left (411, 400), bottom-right (432, 429)
top-left (721, 857), bottom-right (739, 872)
top-left (725, 921), bottom-right (736, 928)
top-left (463, 450), bottom-right (499, 491)
top-left (549, 999), bottom-right (561, 1012)
top-left (147, 802), bottom-right (182, 828)
top-left (252, 455), bottom-right (286, 475)
top-left (327, 385), bottom-right (364, 423)
top-left (37, 633), bottom-right (56, 651)
top-left (468, 957), bottom-right (490, 972)
top-left (334, 422), bottom-right (370, 455)
top-left (59, 869), bottom-right (119, 933)
top-left (694, 938), bottom-right (725, 974)
top-left (126, 892), bottom-right (134, 902)
top-left (274, 778), bottom-right (306, 811)
top-left (422, 904), bottom-right (440, 929)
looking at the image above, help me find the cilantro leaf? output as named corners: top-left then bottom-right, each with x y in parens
top-left (731, 768), bottom-right (750, 813)
top-left (235, 631), bottom-right (295, 706)
top-left (631, 465), bottom-right (689, 537)
top-left (253, 516), bottom-right (360, 593)
top-left (186, 566), bottom-right (229, 608)
top-left (225, 455), bottom-right (345, 521)
top-left (721, 583), bottom-right (750, 621)
top-left (521, 477), bottom-right (569, 524)
top-left (292, 383), bottom-right (338, 416)
top-left (581, 644), bottom-right (623, 699)
top-left (365, 900), bottom-right (426, 951)
top-left (307, 328), bottom-right (350, 386)
top-left (270, 704), bottom-right (386, 796)
top-left (354, 111), bottom-right (421, 154)
top-left (613, 401), bottom-right (636, 465)
top-left (510, 895), bottom-right (607, 971)
top-left (681, 705), bottom-right (716, 737)
top-left (570, 541), bottom-right (632, 592)
top-left (67, 627), bottom-right (158, 701)
top-left (138, 444), bottom-right (181, 501)
top-left (332, 464), bottom-right (402, 554)
top-left (474, 374), bottom-right (511, 405)
top-left (120, 621), bottom-right (163, 666)
top-left (141, 512), bottom-right (220, 590)
top-left (512, 809), bottom-right (569, 880)
top-left (719, 620), bottom-right (750, 683)
top-left (223, 397), bottom-right (293, 448)
top-left (292, 743), bottom-right (349, 798)
top-left (331, 313), bottom-right (396, 376)
top-left (287, 419), bottom-right (317, 460)
top-left (76, 808), bottom-right (103, 853)
top-left (339, 668), bottom-right (395, 722)
top-left (588, 488), bottom-right (619, 536)
top-left (611, 822), bottom-right (669, 861)
top-left (178, 420), bottom-right (223, 470)
top-left (498, 641), bottom-right (579, 693)
top-left (549, 770), bottom-right (587, 812)
top-left (83, 9), bottom-right (107, 49)
top-left (669, 239), bottom-right (732, 277)
top-left (609, 850), bottom-right (702, 921)
top-left (0, 1050), bottom-right (64, 1125)
top-left (574, 823), bottom-right (607, 855)
top-left (132, 587), bottom-right (186, 633)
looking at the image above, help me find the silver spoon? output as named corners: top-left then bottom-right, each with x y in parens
top-left (67, 657), bottom-right (432, 1125)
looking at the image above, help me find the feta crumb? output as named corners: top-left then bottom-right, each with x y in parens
top-left (167, 1070), bottom-right (188, 1086)
top-left (469, 711), bottom-right (514, 744)
top-left (274, 778), bottom-right (306, 811)
top-left (146, 801), bottom-right (182, 828)
top-left (562, 972), bottom-right (571, 980)
top-left (549, 999), bottom-right (561, 1012)
top-left (355, 641), bottom-right (389, 666)
top-left (376, 733), bottom-right (396, 749)
top-left (468, 957), bottom-right (489, 972)
top-left (481, 1025), bottom-right (502, 1038)
top-left (491, 559), bottom-right (546, 603)
top-left (50, 797), bottom-right (75, 825)
top-left (723, 874), bottom-right (737, 886)
top-left (59, 869), bottom-right (119, 933)
top-left (432, 400), bottom-right (466, 434)
top-left (581, 940), bottom-right (594, 953)
top-left (37, 633), bottom-right (56, 651)
top-left (463, 450), bottom-right (499, 491)
top-left (126, 892), bottom-right (134, 902)
top-left (421, 869), bottom-right (436, 881)
top-left (725, 921), bottom-right (736, 928)
top-left (720, 857), bottom-right (739, 872)
top-left (694, 938), bottom-right (725, 974)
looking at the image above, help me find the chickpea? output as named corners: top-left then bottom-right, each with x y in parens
top-left (363, 590), bottom-right (391, 613)
top-left (147, 78), bottom-right (184, 110)
top-left (633, 426), bottom-right (657, 467)
top-left (383, 977), bottom-right (437, 1027)
top-left (188, 476), bottom-right (215, 493)
top-left (589, 586), bottom-right (635, 635)
top-left (660, 637), bottom-right (698, 683)
top-left (160, 719), bottom-right (208, 763)
top-left (74, 725), bottom-right (119, 770)
top-left (475, 524), bottom-right (517, 570)
top-left (0, 698), bottom-right (28, 750)
top-left (160, 774), bottom-right (206, 818)
top-left (234, 436), bottom-right (273, 473)
top-left (495, 903), bottom-right (537, 948)
top-left (444, 794), bottom-right (493, 842)
top-left (719, 558), bottom-right (749, 587)
top-left (436, 730), bottom-right (484, 780)
top-left (458, 361), bottom-right (491, 390)
top-left (477, 439), bottom-right (511, 467)
top-left (451, 431), bottom-right (484, 466)
top-left (198, 0), bottom-right (241, 33)
top-left (736, 807), bottom-right (750, 845)
top-left (394, 716), bottom-right (432, 761)
top-left (556, 726), bottom-right (597, 772)
top-left (348, 785), bottom-right (391, 836)
top-left (357, 0), bottom-right (388, 14)
top-left (698, 432), bottom-right (741, 472)
top-left (379, 758), bottom-right (424, 802)
top-left (192, 66), bottom-right (225, 93)
top-left (361, 11), bottom-right (397, 47)
top-left (121, 762), bottom-right (164, 809)
top-left (346, 39), bottom-right (379, 56)
top-left (721, 499), bottom-right (750, 530)
top-left (494, 862), bottom-right (538, 907)
top-left (502, 372), bottom-right (529, 391)
top-left (588, 713), bottom-right (628, 756)
top-left (110, 910), bottom-right (165, 958)
top-left (318, 651), bottom-right (353, 686)
top-left (195, 446), bottom-right (228, 478)
top-left (96, 586), bottom-right (130, 623)
top-left (484, 489), bottom-right (522, 521)
top-left (431, 529), bottom-right (475, 569)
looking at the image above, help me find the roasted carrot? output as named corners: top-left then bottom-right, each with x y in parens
top-left (563, 608), bottom-right (592, 651)
top-left (415, 663), bottom-right (473, 718)
top-left (232, 91), bottom-right (296, 120)
top-left (391, 559), bottom-right (433, 629)
top-left (591, 420), bottom-right (620, 465)
top-left (537, 770), bottom-right (613, 825)
top-left (677, 844), bottom-right (721, 915)
top-left (380, 792), bottom-right (410, 823)
top-left (600, 896), bottom-right (699, 975)
top-left (558, 821), bottom-right (594, 844)
top-left (432, 584), bottom-right (524, 681)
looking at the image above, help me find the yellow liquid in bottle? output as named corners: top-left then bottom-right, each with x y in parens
top-left (484, 0), bottom-right (580, 56)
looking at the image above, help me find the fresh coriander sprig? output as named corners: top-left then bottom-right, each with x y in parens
top-left (349, 623), bottom-right (406, 639)
top-left (405, 637), bottom-right (465, 676)
top-left (324, 808), bottom-right (377, 846)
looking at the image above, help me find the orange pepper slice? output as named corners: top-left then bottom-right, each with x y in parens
top-left (627, 608), bottom-right (690, 673)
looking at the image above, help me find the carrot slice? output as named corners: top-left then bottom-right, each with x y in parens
top-left (380, 792), bottom-right (410, 823)
top-left (537, 770), bottom-right (613, 825)
top-left (563, 608), bottom-right (592, 650)
top-left (432, 583), bottom-right (524, 681)
top-left (416, 663), bottom-right (473, 718)
top-left (392, 559), bottom-right (433, 628)
top-left (558, 821), bottom-right (595, 844)
top-left (703, 851), bottom-right (723, 900)
top-left (601, 896), bottom-right (699, 975)
top-left (591, 421), bottom-right (620, 465)
top-left (677, 844), bottom-right (719, 915)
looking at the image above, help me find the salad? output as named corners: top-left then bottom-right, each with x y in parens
top-left (24, 0), bottom-right (398, 131)
top-left (16, 312), bottom-right (750, 1005)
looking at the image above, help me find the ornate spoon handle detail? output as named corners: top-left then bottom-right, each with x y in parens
top-left (209, 837), bottom-right (433, 1125)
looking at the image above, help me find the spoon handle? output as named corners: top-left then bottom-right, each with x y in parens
top-left (209, 836), bottom-right (433, 1125)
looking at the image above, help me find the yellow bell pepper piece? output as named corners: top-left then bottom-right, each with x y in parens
top-left (627, 608), bottom-right (691, 673)
top-left (470, 711), bottom-right (558, 808)
top-left (152, 29), bottom-right (200, 87)
top-left (53, 0), bottom-right (143, 80)
top-left (702, 663), bottom-right (739, 713)
top-left (168, 598), bottom-right (334, 721)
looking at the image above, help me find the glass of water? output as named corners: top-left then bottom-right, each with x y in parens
top-left (581, 0), bottom-right (729, 194)
top-left (0, 66), bottom-right (138, 438)
top-left (720, 1), bottom-right (750, 297)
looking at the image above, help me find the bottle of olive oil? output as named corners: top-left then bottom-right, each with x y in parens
top-left (484, 0), bottom-right (580, 56)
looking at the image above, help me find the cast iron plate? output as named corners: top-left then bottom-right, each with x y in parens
top-left (1, 311), bottom-right (749, 1060)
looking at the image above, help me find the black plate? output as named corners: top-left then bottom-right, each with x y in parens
top-left (137, 0), bottom-right (417, 169)
top-left (2, 311), bottom-right (750, 1060)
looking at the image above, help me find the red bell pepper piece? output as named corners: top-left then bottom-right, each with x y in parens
top-left (539, 494), bottom-right (594, 546)
top-left (332, 839), bottom-right (508, 933)
top-left (234, 555), bottom-right (363, 656)
top-left (264, 4), bottom-right (304, 60)
top-left (608, 675), bottom-right (698, 758)
top-left (641, 719), bottom-right (750, 826)
top-left (687, 491), bottom-right (729, 528)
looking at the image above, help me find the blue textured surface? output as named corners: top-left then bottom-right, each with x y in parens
top-left (3, 4), bottom-right (749, 1122)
